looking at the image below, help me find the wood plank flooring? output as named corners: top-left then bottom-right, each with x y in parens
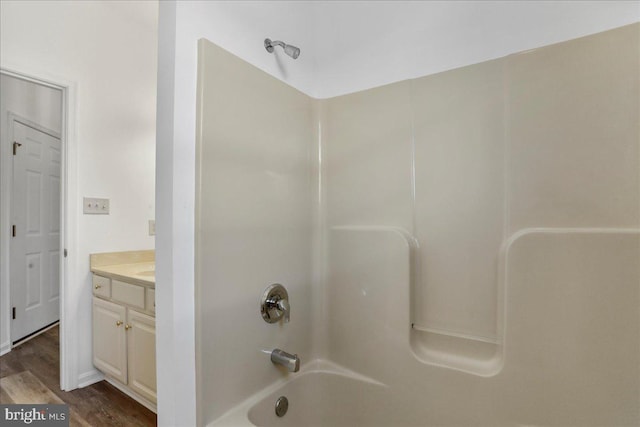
top-left (1, 371), bottom-right (91, 426)
top-left (1, 370), bottom-right (67, 404)
top-left (0, 326), bottom-right (156, 426)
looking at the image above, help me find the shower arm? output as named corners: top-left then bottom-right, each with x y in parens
top-left (269, 40), bottom-right (285, 50)
top-left (264, 38), bottom-right (285, 53)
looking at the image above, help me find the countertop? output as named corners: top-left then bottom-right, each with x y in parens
top-left (90, 250), bottom-right (155, 288)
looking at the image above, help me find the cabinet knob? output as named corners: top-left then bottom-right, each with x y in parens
top-left (125, 324), bottom-right (132, 330)
top-left (94, 284), bottom-right (102, 289)
top-left (116, 321), bottom-right (123, 326)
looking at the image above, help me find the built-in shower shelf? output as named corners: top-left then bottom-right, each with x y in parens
top-left (410, 326), bottom-right (502, 377)
top-left (329, 225), bottom-right (504, 377)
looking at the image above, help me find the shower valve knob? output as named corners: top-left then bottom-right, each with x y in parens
top-left (261, 284), bottom-right (290, 323)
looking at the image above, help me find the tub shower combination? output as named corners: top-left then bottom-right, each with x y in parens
top-left (195, 25), bottom-right (640, 427)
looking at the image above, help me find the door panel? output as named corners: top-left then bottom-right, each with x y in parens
top-left (25, 253), bottom-right (41, 308)
top-left (127, 309), bottom-right (156, 403)
top-left (10, 121), bottom-right (61, 341)
top-left (93, 297), bottom-right (127, 383)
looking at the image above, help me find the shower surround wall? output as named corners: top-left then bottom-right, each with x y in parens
top-left (196, 24), bottom-right (639, 426)
top-left (195, 39), bottom-right (316, 425)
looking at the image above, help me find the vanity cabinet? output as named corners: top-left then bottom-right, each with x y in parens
top-left (93, 298), bottom-right (127, 383)
top-left (126, 309), bottom-right (156, 402)
top-left (92, 274), bottom-right (156, 406)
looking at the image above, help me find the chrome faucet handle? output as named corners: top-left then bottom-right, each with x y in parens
top-left (277, 298), bottom-right (290, 323)
top-left (261, 284), bottom-right (290, 324)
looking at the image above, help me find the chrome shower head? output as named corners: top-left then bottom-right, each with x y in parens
top-left (284, 44), bottom-right (300, 60)
top-left (264, 38), bottom-right (300, 60)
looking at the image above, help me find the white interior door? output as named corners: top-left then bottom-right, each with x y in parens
top-left (10, 120), bottom-right (61, 342)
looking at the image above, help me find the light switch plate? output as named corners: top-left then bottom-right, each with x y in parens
top-left (83, 197), bottom-right (110, 214)
top-left (149, 220), bottom-right (156, 236)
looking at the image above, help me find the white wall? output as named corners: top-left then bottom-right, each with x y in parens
top-left (155, 3), bottom-right (196, 425)
top-left (0, 75), bottom-right (62, 133)
top-left (0, 0), bottom-right (157, 385)
top-left (157, 1), bottom-right (639, 424)
top-left (310, 1), bottom-right (640, 98)
top-left (0, 74), bottom-right (63, 355)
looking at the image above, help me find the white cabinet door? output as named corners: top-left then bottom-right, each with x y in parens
top-left (127, 309), bottom-right (156, 403)
top-left (92, 297), bottom-right (127, 383)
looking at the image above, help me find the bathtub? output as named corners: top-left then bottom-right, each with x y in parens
top-left (209, 360), bottom-right (406, 427)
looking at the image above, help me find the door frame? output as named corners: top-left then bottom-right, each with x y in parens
top-left (0, 66), bottom-right (79, 391)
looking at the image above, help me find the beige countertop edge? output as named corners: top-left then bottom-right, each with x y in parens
top-left (90, 250), bottom-right (154, 268)
top-left (91, 267), bottom-right (155, 288)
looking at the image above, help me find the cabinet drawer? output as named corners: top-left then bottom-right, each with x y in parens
top-left (93, 275), bottom-right (111, 298)
top-left (111, 280), bottom-right (145, 309)
top-left (146, 289), bottom-right (155, 314)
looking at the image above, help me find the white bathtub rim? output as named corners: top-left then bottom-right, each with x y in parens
top-left (302, 358), bottom-right (387, 387)
top-left (208, 358), bottom-right (386, 426)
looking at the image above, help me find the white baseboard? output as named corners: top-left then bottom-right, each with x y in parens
top-left (105, 377), bottom-right (157, 413)
top-left (0, 340), bottom-right (10, 356)
top-left (77, 369), bottom-right (104, 388)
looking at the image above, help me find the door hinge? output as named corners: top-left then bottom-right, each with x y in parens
top-left (13, 142), bottom-right (22, 155)
top-left (12, 307), bottom-right (16, 320)
top-left (64, 248), bottom-right (68, 258)
top-left (12, 225), bottom-right (16, 237)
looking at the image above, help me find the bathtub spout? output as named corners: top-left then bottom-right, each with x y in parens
top-left (271, 349), bottom-right (300, 372)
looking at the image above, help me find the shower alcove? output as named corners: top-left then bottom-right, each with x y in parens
top-left (195, 23), bottom-right (640, 427)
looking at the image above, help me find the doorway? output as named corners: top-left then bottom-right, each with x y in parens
top-left (0, 71), bottom-right (68, 385)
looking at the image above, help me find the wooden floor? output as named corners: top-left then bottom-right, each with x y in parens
top-left (0, 326), bottom-right (156, 426)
